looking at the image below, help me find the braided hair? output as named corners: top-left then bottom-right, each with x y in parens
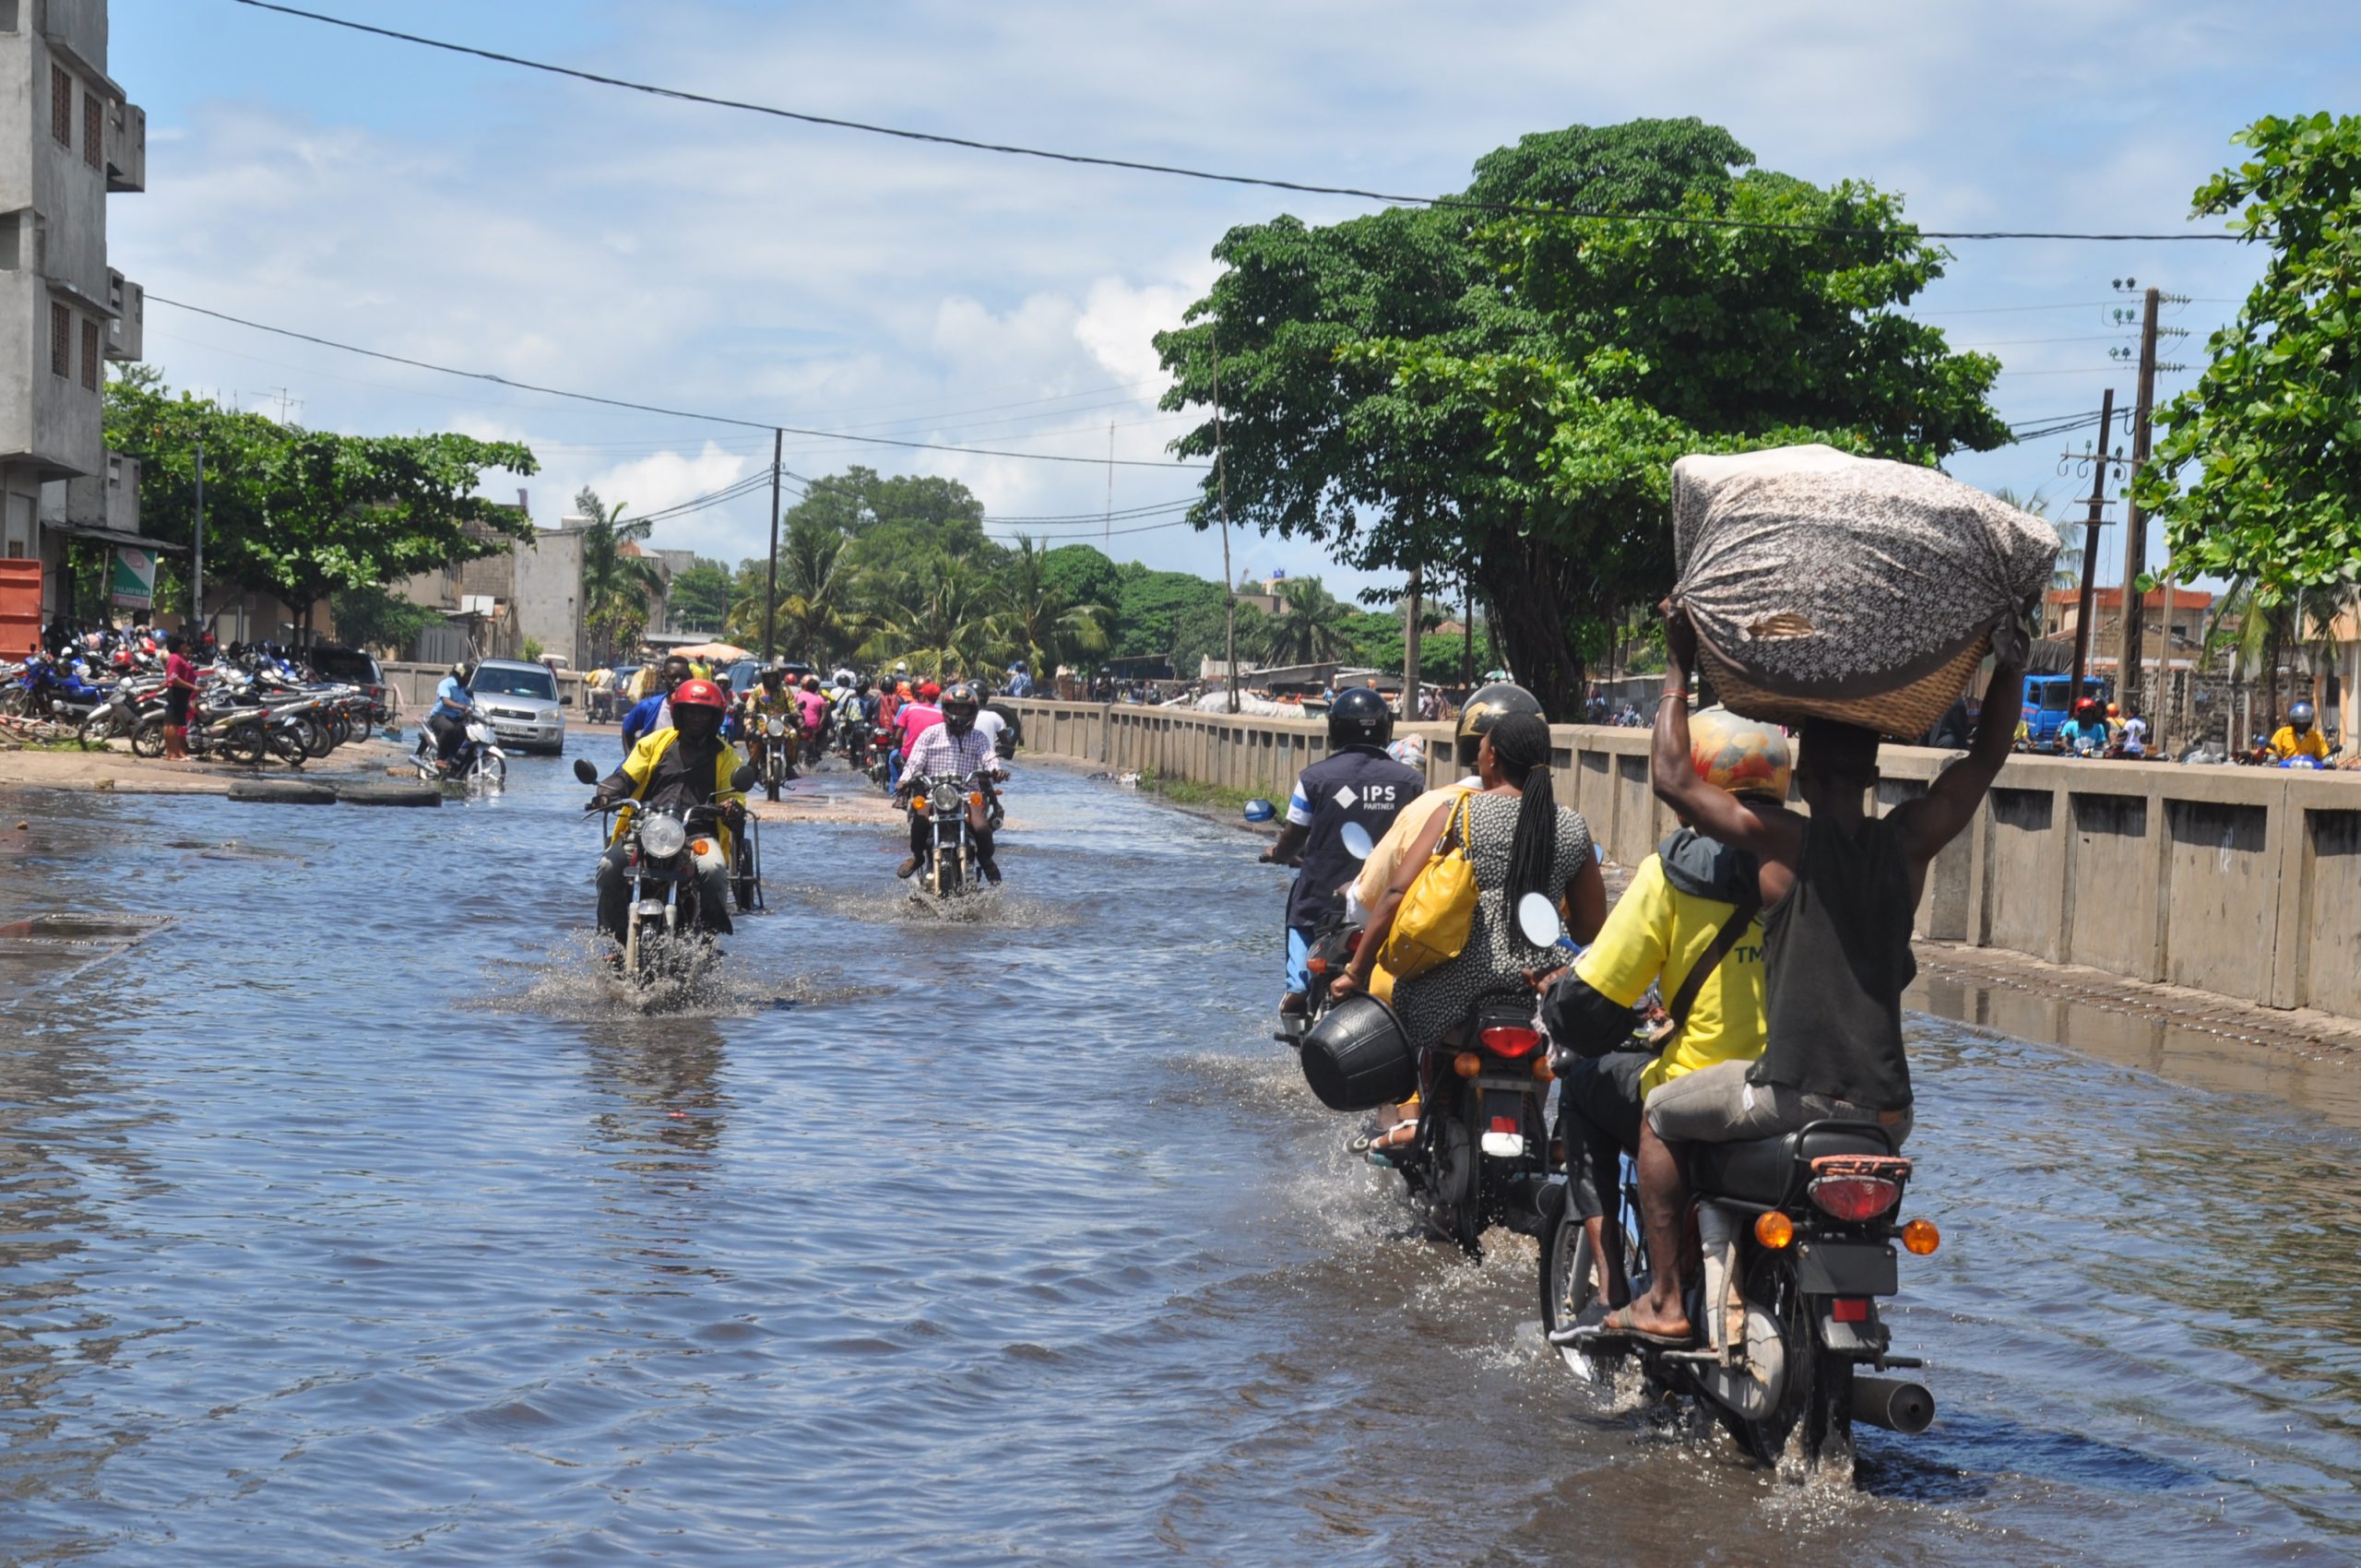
top-left (1485, 710), bottom-right (1559, 910)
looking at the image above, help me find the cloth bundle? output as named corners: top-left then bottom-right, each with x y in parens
top-left (1670, 445), bottom-right (2058, 740)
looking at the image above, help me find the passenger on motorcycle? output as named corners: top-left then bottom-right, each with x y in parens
top-left (1331, 711), bottom-right (1607, 1128)
top-left (426, 661), bottom-right (477, 771)
top-left (796, 674), bottom-right (829, 742)
top-left (587, 678), bottom-right (747, 948)
top-left (1607, 605), bottom-right (2023, 1346)
top-left (1262, 686), bottom-right (1425, 1019)
top-left (2057, 698), bottom-right (2110, 756)
top-left (1539, 707), bottom-right (1788, 1319)
top-left (895, 682), bottom-right (1006, 883)
top-left (2271, 701), bottom-right (2330, 762)
top-left (621, 656), bottom-right (694, 751)
top-left (887, 683), bottom-right (943, 791)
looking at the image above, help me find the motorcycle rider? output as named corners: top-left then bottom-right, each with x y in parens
top-left (587, 678), bottom-right (747, 949)
top-left (743, 667), bottom-right (802, 776)
top-left (1604, 604), bottom-right (2023, 1347)
top-left (621, 656), bottom-right (694, 751)
top-left (896, 681), bottom-right (1006, 883)
top-left (426, 660), bottom-right (477, 772)
top-left (2270, 700), bottom-right (2331, 762)
top-left (2057, 696), bottom-right (2110, 756)
top-left (1262, 685), bottom-right (1425, 1018)
top-left (1539, 707), bottom-right (1788, 1324)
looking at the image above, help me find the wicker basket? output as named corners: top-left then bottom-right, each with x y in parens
top-left (1697, 631), bottom-right (1987, 742)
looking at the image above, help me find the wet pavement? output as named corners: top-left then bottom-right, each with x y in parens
top-left (2, 751), bottom-right (2358, 1564)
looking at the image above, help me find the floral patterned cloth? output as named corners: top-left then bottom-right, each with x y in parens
top-left (1671, 445), bottom-right (2056, 698)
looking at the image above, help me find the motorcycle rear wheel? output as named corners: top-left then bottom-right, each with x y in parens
top-left (267, 727), bottom-right (310, 769)
top-left (1425, 1087), bottom-right (1483, 1256)
top-left (1540, 1205), bottom-right (1643, 1384)
top-left (221, 724), bottom-right (267, 766)
top-left (129, 716), bottom-right (165, 758)
top-left (1731, 1251), bottom-right (1853, 1470)
top-left (300, 716), bottom-right (336, 758)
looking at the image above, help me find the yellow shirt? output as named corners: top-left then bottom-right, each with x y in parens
top-left (2270, 725), bottom-right (2330, 761)
top-left (607, 727), bottom-right (747, 861)
top-left (1572, 852), bottom-right (1767, 1098)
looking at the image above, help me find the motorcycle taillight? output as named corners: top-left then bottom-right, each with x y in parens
top-left (1808, 1175), bottom-right (1901, 1223)
top-left (1479, 1025), bottom-right (1543, 1059)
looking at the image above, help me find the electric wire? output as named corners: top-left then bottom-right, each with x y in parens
top-left (228, 0), bottom-right (2250, 244)
top-left (146, 294), bottom-right (1211, 469)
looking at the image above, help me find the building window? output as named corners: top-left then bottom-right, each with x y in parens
top-left (51, 65), bottom-right (72, 147)
top-left (51, 302), bottom-right (70, 376)
top-left (81, 317), bottom-right (99, 390)
top-left (84, 92), bottom-right (101, 168)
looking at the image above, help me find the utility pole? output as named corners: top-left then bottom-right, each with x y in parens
top-left (191, 443), bottom-right (206, 636)
top-left (1402, 561), bottom-right (1423, 726)
top-left (1461, 575), bottom-right (1475, 691)
top-left (1212, 328), bottom-right (1239, 715)
top-left (762, 428), bottom-right (782, 664)
top-left (2107, 279), bottom-right (2189, 719)
top-left (1104, 422), bottom-right (1115, 548)
top-left (2063, 387), bottom-right (2119, 715)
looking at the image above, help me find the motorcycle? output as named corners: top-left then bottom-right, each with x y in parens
top-left (575, 756), bottom-right (756, 985)
top-left (906, 767), bottom-right (998, 898)
top-left (839, 707), bottom-right (872, 769)
top-left (753, 713), bottom-right (794, 801)
top-left (1537, 974), bottom-right (1939, 1466)
top-left (414, 710), bottom-right (506, 789)
top-left (130, 685), bottom-right (306, 767)
top-left (1271, 816), bottom-right (1375, 1050)
top-left (76, 675), bottom-right (162, 744)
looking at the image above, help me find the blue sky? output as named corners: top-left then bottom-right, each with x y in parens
top-left (109, 0), bottom-right (2361, 600)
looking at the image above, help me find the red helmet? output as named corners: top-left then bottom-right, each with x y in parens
top-left (918, 681), bottom-right (942, 700)
top-left (671, 678), bottom-right (727, 711)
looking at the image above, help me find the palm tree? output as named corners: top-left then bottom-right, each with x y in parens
top-left (1258, 576), bottom-right (1354, 666)
top-left (997, 533), bottom-right (1109, 674)
top-left (727, 512), bottom-right (869, 663)
top-left (861, 551), bottom-right (999, 678)
top-left (2204, 576), bottom-right (2361, 735)
top-left (575, 487), bottom-right (662, 666)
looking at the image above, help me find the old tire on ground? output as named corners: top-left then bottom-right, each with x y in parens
top-left (226, 778), bottom-right (338, 806)
top-left (337, 782), bottom-right (443, 808)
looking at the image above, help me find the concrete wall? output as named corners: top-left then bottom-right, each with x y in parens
top-left (1011, 698), bottom-right (2361, 1021)
top-left (510, 526), bottom-right (584, 669)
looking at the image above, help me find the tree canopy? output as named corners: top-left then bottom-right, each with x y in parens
top-left (1154, 117), bottom-right (2007, 711)
top-left (2136, 113), bottom-right (2361, 601)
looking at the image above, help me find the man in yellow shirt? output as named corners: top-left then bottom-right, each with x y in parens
top-left (2269, 701), bottom-right (2331, 762)
top-left (1537, 707), bottom-right (1788, 1320)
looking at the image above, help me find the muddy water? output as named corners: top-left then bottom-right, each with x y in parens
top-left (2, 755), bottom-right (2358, 1564)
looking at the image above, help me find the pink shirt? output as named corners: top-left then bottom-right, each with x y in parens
top-left (895, 703), bottom-right (943, 755)
top-left (795, 689), bottom-right (827, 731)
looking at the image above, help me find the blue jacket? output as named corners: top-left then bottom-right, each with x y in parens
top-left (621, 692), bottom-right (670, 751)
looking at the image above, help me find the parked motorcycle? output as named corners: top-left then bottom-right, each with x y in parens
top-left (575, 756), bottom-right (756, 985)
top-left (907, 767), bottom-right (998, 897)
top-left (130, 688), bottom-right (305, 767)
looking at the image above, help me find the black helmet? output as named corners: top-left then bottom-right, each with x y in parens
top-left (1454, 681), bottom-right (1545, 766)
top-left (941, 680), bottom-right (979, 735)
top-left (1327, 685), bottom-right (1394, 749)
top-left (2290, 701), bottom-right (2317, 730)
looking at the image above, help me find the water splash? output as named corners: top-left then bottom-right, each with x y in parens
top-left (469, 931), bottom-right (870, 1020)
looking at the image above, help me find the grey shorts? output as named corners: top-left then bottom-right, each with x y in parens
top-left (1643, 1059), bottom-right (1912, 1146)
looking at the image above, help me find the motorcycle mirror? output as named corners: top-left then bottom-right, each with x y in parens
top-left (1242, 797), bottom-right (1276, 824)
top-left (572, 758), bottom-right (599, 784)
top-left (1338, 820), bottom-right (1374, 861)
top-left (1515, 891), bottom-right (1566, 949)
top-left (731, 763), bottom-right (758, 790)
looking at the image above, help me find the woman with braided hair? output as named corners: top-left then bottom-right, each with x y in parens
top-left (1334, 710), bottom-right (1607, 1057)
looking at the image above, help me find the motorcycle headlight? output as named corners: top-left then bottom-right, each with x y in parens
top-left (930, 782), bottom-right (960, 813)
top-left (638, 814), bottom-right (688, 860)
top-left (766, 717), bottom-right (785, 736)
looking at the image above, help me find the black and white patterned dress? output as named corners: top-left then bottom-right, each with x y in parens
top-left (1392, 791), bottom-right (1593, 1049)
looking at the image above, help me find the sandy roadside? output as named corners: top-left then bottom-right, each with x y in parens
top-left (0, 737), bottom-right (417, 797)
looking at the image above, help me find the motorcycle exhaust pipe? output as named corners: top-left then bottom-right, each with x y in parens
top-left (1851, 1373), bottom-right (1935, 1435)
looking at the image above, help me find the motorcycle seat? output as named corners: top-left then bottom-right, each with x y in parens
top-left (1689, 1121), bottom-right (1896, 1206)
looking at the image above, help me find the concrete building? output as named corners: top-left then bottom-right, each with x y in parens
top-left (393, 496), bottom-right (589, 668)
top-left (0, 0), bottom-right (146, 614)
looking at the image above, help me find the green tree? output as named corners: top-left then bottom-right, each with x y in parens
top-left (326, 583), bottom-right (433, 655)
top-left (862, 552), bottom-right (999, 677)
top-left (998, 534), bottom-right (1110, 672)
top-left (1111, 565), bottom-right (1234, 662)
top-left (1156, 118), bottom-right (2005, 712)
top-left (667, 556), bottom-right (734, 632)
top-left (732, 510), bottom-right (870, 664)
top-left (2136, 113), bottom-right (2361, 613)
top-left (575, 487), bottom-right (662, 667)
top-left (1257, 576), bottom-right (1355, 664)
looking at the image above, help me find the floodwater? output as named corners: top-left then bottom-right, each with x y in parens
top-left (2, 754), bottom-right (2358, 1565)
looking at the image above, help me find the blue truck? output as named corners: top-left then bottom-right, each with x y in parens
top-left (2018, 672), bottom-right (2113, 746)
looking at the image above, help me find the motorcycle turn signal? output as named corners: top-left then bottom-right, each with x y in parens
top-left (1754, 1211), bottom-right (1795, 1249)
top-left (1901, 1218), bottom-right (1940, 1255)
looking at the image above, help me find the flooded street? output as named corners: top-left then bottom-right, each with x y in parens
top-left (3, 754), bottom-right (2359, 1565)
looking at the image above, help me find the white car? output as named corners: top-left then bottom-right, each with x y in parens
top-left (468, 659), bottom-right (569, 755)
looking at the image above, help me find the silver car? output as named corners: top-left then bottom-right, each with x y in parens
top-left (468, 659), bottom-right (569, 755)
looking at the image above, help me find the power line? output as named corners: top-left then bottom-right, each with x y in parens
top-left (230, 0), bottom-right (2248, 244)
top-left (146, 294), bottom-right (1210, 469)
